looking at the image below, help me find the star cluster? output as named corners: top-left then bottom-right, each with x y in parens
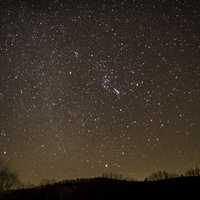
top-left (0, 0), bottom-right (200, 183)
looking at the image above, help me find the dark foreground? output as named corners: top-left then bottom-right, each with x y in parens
top-left (0, 177), bottom-right (199, 199)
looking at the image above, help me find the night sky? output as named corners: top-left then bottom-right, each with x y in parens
top-left (0, 0), bottom-right (200, 184)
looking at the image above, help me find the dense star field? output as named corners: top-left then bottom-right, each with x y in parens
top-left (0, 0), bottom-right (200, 184)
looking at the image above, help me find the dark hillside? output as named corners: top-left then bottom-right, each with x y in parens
top-left (0, 176), bottom-right (199, 199)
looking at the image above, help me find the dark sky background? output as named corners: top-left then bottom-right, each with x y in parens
top-left (0, 0), bottom-right (200, 184)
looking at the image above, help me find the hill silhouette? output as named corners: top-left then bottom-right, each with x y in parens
top-left (0, 176), bottom-right (199, 199)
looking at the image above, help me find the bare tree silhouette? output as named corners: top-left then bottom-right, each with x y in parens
top-left (185, 167), bottom-right (200, 177)
top-left (0, 159), bottom-right (20, 191)
top-left (145, 170), bottom-right (178, 181)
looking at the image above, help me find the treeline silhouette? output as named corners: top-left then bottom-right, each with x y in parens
top-left (1, 158), bottom-right (200, 199)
